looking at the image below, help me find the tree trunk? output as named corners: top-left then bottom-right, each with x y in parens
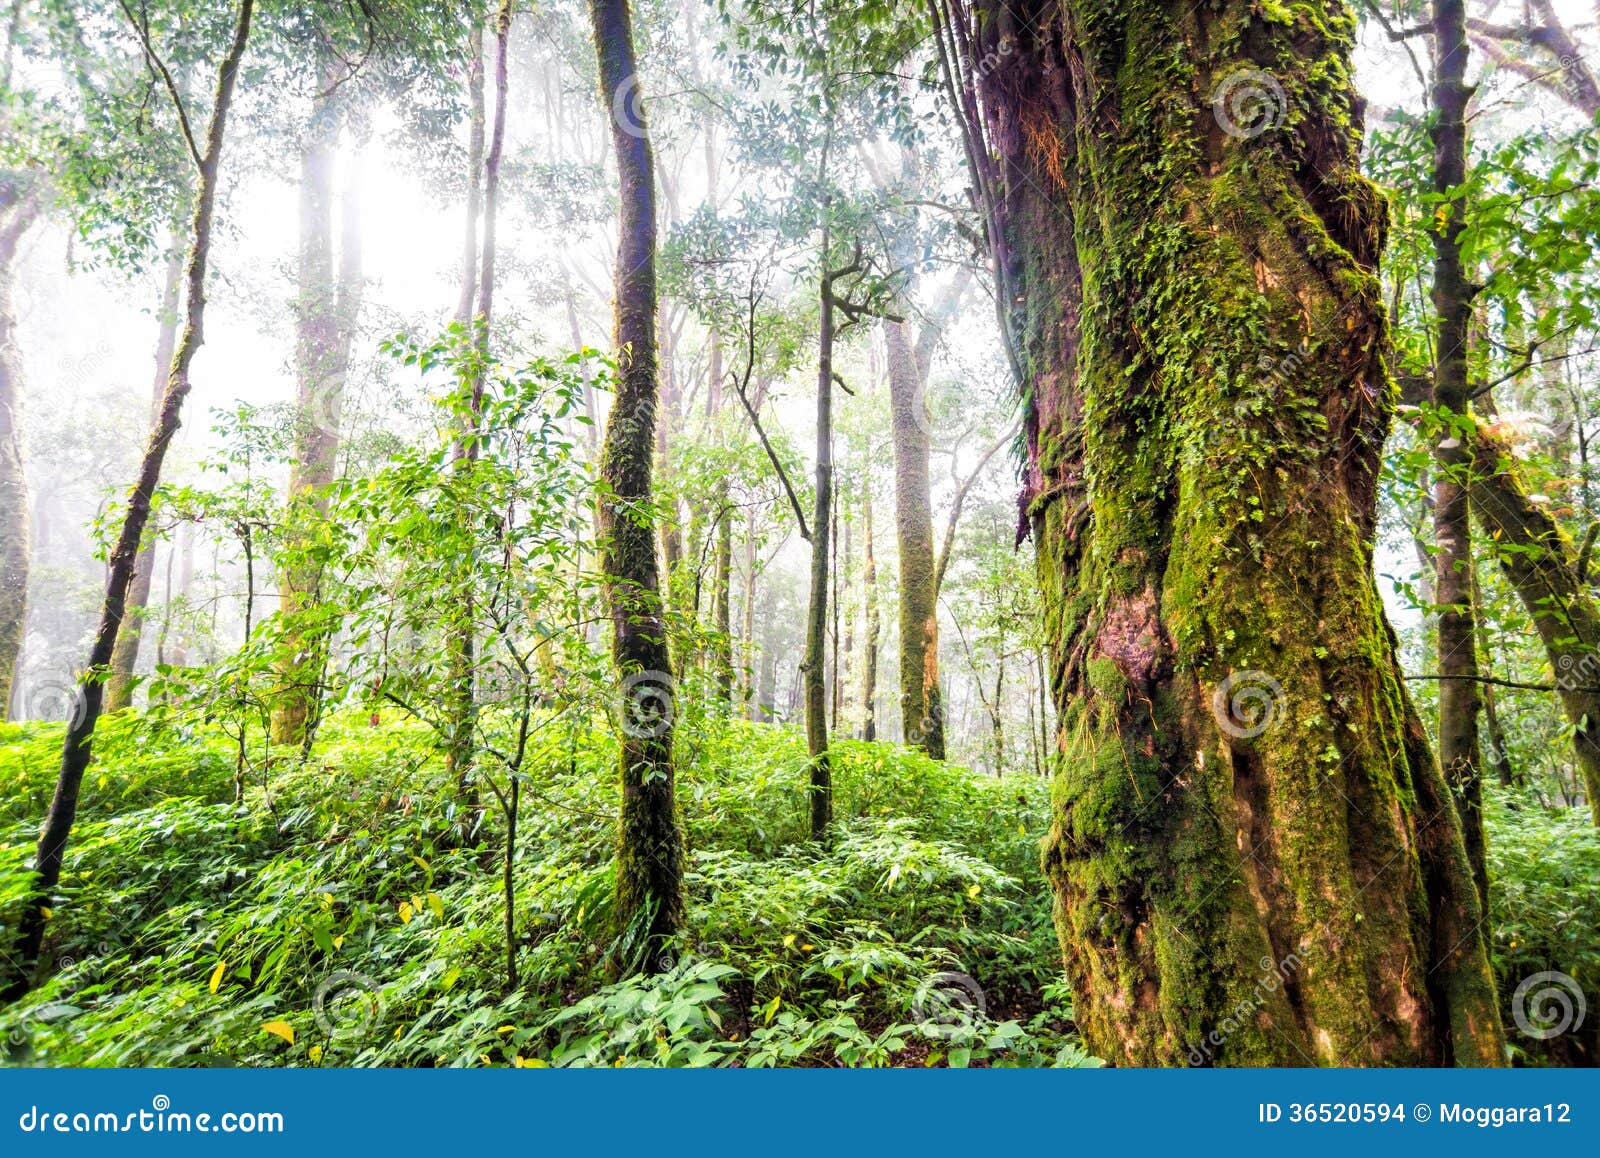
top-left (105, 246), bottom-right (184, 713)
top-left (589, 0), bottom-right (683, 964)
top-left (1428, 0), bottom-right (1487, 907)
top-left (885, 317), bottom-right (943, 757)
top-left (804, 263), bottom-right (835, 841)
top-left (859, 488), bottom-right (879, 740)
top-left (964, 0), bottom-right (1503, 1065)
top-left (712, 488), bottom-right (733, 701)
top-left (443, 19), bottom-right (487, 794)
top-left (5, 0), bottom-right (256, 1000)
top-left (1468, 425), bottom-right (1600, 823)
top-left (272, 61), bottom-right (364, 750)
top-left (0, 194), bottom-right (37, 721)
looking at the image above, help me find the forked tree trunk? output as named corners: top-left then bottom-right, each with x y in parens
top-left (960, 0), bottom-right (1503, 1065)
top-left (5, 0), bottom-right (256, 1000)
top-left (0, 193), bottom-right (38, 721)
top-left (1428, 0), bottom-right (1487, 906)
top-left (105, 247), bottom-right (184, 713)
top-left (589, 0), bottom-right (683, 963)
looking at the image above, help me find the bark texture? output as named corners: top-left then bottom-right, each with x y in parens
top-left (885, 317), bottom-right (944, 757)
top-left (589, 0), bottom-right (684, 961)
top-left (964, 0), bottom-right (1503, 1065)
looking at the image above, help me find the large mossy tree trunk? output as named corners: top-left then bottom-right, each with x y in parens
top-left (105, 247), bottom-right (183, 714)
top-left (1428, 0), bottom-right (1487, 906)
top-left (0, 192), bottom-right (37, 721)
top-left (5, 0), bottom-right (256, 1001)
top-left (272, 63), bottom-right (364, 751)
top-left (589, 0), bottom-right (684, 964)
top-left (1468, 426), bottom-right (1600, 824)
top-left (885, 316), bottom-right (944, 758)
top-left (963, 0), bottom-right (1503, 1065)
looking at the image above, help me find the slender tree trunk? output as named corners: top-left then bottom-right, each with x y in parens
top-left (1466, 535), bottom-right (1517, 790)
top-left (447, 2), bottom-right (511, 791)
top-left (106, 247), bottom-right (184, 713)
top-left (804, 259), bottom-right (836, 841)
top-left (741, 506), bottom-right (758, 715)
top-left (1428, 0), bottom-right (1487, 907)
top-left (443, 19), bottom-right (487, 794)
top-left (859, 488), bottom-right (879, 741)
top-left (589, 0), bottom-right (683, 963)
top-left (0, 194), bottom-right (38, 721)
top-left (712, 487), bottom-right (733, 701)
top-left (885, 317), bottom-right (943, 757)
top-left (5, 0), bottom-right (256, 1000)
top-left (963, 0), bottom-right (1503, 1065)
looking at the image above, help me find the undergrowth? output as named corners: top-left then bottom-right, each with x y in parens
top-left (0, 711), bottom-right (1092, 1068)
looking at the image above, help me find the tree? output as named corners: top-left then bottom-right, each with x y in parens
top-left (0, 183), bottom-right (38, 721)
top-left (104, 246), bottom-right (183, 713)
top-left (1427, 0), bottom-right (1487, 902)
top-left (5, 0), bottom-right (257, 1000)
top-left (940, 0), bottom-right (1504, 1064)
top-left (588, 0), bottom-right (683, 968)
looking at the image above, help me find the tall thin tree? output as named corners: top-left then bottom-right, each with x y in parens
top-left (6, 0), bottom-right (257, 1000)
top-left (589, 0), bottom-right (684, 964)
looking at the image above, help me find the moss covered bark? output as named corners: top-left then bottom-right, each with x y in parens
top-left (590, 0), bottom-right (684, 963)
top-left (972, 0), bottom-right (1503, 1065)
top-left (1468, 426), bottom-right (1600, 824)
top-left (885, 318), bottom-right (944, 757)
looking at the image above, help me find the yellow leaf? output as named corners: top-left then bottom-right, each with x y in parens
top-left (427, 893), bottom-right (444, 920)
top-left (782, 933), bottom-right (796, 949)
top-left (515, 1056), bottom-right (548, 1068)
top-left (411, 894), bottom-right (423, 913)
top-left (40, 907), bottom-right (51, 920)
top-left (411, 856), bottom-right (430, 873)
top-left (208, 961), bottom-right (226, 994)
top-left (800, 944), bottom-right (814, 952)
top-left (968, 884), bottom-right (981, 899)
top-left (308, 1044), bottom-right (323, 1064)
top-left (332, 935), bottom-right (345, 950)
top-left (261, 1021), bottom-right (295, 1045)
top-left (498, 1025), bottom-right (515, 1034)
top-left (399, 902), bottom-right (414, 924)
